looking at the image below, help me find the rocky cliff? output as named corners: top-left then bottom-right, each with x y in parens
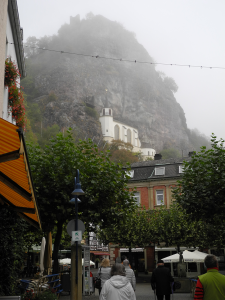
top-left (24, 13), bottom-right (191, 151)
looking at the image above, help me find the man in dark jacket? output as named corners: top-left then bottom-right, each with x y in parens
top-left (151, 260), bottom-right (174, 300)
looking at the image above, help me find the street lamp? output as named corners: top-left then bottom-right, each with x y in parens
top-left (70, 170), bottom-right (84, 299)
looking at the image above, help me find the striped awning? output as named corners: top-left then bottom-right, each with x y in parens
top-left (0, 118), bottom-right (41, 228)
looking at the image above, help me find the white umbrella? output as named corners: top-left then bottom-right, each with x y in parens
top-left (162, 250), bottom-right (208, 263)
top-left (39, 237), bottom-right (46, 276)
top-left (193, 250), bottom-right (208, 260)
top-left (59, 258), bottom-right (95, 266)
top-left (59, 258), bottom-right (71, 265)
top-left (161, 252), bottom-right (180, 263)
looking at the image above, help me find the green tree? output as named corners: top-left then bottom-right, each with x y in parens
top-left (98, 202), bottom-right (220, 254)
top-left (161, 148), bottom-right (181, 159)
top-left (173, 135), bottom-right (225, 226)
top-left (0, 207), bottom-right (27, 295)
top-left (98, 208), bottom-right (154, 248)
top-left (28, 131), bottom-right (137, 273)
top-left (104, 140), bottom-right (139, 165)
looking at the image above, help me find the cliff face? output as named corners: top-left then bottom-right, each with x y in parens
top-left (24, 14), bottom-right (190, 151)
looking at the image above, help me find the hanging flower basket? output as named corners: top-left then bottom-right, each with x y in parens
top-left (4, 58), bottom-right (20, 87)
top-left (4, 58), bottom-right (26, 130)
top-left (8, 83), bottom-right (27, 130)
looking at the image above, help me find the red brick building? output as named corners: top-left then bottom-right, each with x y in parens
top-left (109, 154), bottom-right (192, 274)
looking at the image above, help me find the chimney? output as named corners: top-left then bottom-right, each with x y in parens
top-left (188, 151), bottom-right (196, 157)
top-left (154, 153), bottom-right (162, 160)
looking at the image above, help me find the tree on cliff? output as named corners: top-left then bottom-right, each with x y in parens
top-left (28, 130), bottom-right (137, 272)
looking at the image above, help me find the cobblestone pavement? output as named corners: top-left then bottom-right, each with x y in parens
top-left (61, 283), bottom-right (192, 300)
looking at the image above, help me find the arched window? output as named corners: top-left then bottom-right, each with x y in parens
top-left (127, 129), bottom-right (131, 144)
top-left (114, 125), bottom-right (120, 140)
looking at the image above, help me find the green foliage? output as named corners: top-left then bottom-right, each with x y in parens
top-left (27, 130), bottom-right (137, 272)
top-left (103, 140), bottom-right (139, 165)
top-left (98, 208), bottom-right (154, 248)
top-left (38, 125), bottom-right (60, 148)
top-left (161, 148), bottom-right (181, 159)
top-left (0, 207), bottom-right (27, 295)
top-left (22, 289), bottom-right (57, 300)
top-left (84, 106), bottom-right (98, 119)
top-left (99, 202), bottom-right (221, 250)
top-left (173, 135), bottom-right (225, 227)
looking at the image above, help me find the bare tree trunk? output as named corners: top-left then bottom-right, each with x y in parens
top-left (52, 220), bottom-right (63, 274)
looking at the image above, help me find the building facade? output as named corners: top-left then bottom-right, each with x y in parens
top-left (0, 0), bottom-right (26, 121)
top-left (99, 106), bottom-right (156, 160)
top-left (0, 0), bottom-right (41, 229)
top-left (109, 155), bottom-right (193, 273)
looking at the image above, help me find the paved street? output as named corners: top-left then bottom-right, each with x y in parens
top-left (61, 283), bottom-right (192, 300)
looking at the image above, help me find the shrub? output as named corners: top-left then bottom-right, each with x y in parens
top-left (84, 106), bottom-right (98, 119)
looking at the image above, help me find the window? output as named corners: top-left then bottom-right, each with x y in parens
top-left (127, 129), bottom-right (131, 143)
top-left (133, 192), bottom-right (140, 204)
top-left (179, 165), bottom-right (184, 173)
top-left (156, 190), bottom-right (164, 205)
top-left (114, 125), bottom-right (120, 140)
top-left (125, 170), bottom-right (134, 178)
top-left (155, 167), bottom-right (165, 175)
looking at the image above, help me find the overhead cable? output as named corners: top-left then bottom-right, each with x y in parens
top-left (8, 42), bottom-right (225, 70)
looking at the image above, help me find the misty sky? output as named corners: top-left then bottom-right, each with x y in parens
top-left (17, 0), bottom-right (225, 140)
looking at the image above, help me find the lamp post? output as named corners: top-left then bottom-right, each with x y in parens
top-left (70, 170), bottom-right (84, 300)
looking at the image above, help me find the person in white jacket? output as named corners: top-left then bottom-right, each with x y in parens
top-left (123, 259), bottom-right (136, 291)
top-left (100, 264), bottom-right (136, 300)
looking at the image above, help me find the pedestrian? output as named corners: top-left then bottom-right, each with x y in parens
top-left (98, 258), bottom-right (111, 295)
top-left (95, 258), bottom-right (99, 269)
top-left (99, 263), bottom-right (136, 300)
top-left (123, 259), bottom-right (136, 291)
top-left (151, 259), bottom-right (174, 300)
top-left (121, 255), bottom-right (131, 268)
top-left (194, 254), bottom-right (225, 300)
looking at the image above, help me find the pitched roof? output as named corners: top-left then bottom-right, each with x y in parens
top-left (128, 157), bottom-right (191, 181)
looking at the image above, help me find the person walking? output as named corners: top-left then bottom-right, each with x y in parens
top-left (151, 259), bottom-right (174, 300)
top-left (121, 255), bottom-right (131, 268)
top-left (123, 259), bottom-right (136, 291)
top-left (194, 254), bottom-right (225, 300)
top-left (100, 264), bottom-right (136, 300)
top-left (98, 258), bottom-right (111, 295)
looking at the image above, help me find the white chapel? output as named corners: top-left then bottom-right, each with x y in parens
top-left (99, 106), bottom-right (156, 160)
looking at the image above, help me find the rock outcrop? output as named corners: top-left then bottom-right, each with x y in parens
top-left (24, 14), bottom-right (190, 151)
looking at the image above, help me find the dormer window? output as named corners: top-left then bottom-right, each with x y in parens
top-left (179, 165), bottom-right (184, 173)
top-left (125, 170), bottom-right (134, 178)
top-left (155, 167), bottom-right (165, 176)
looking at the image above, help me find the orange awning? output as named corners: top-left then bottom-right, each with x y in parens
top-left (0, 118), bottom-right (41, 228)
top-left (90, 251), bottom-right (110, 256)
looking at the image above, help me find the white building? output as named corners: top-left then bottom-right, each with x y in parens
top-left (0, 0), bottom-right (26, 122)
top-left (99, 106), bottom-right (156, 160)
top-left (0, 0), bottom-right (41, 229)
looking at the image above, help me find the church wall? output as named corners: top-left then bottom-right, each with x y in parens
top-left (99, 115), bottom-right (114, 138)
top-left (99, 108), bottom-right (156, 160)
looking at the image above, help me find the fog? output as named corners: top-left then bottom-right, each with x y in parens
top-left (17, 0), bottom-right (225, 140)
